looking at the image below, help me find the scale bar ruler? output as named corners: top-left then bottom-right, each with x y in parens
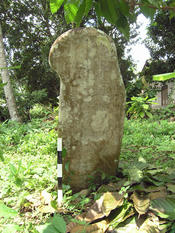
top-left (57, 138), bottom-right (63, 207)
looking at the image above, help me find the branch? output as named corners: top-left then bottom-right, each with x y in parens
top-left (137, 3), bottom-right (175, 11)
top-left (124, 0), bottom-right (175, 12)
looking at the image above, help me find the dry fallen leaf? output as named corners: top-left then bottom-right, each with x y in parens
top-left (84, 192), bottom-right (124, 222)
top-left (166, 183), bottom-right (175, 193)
top-left (148, 190), bottom-right (167, 200)
top-left (40, 189), bottom-right (52, 205)
top-left (139, 215), bottom-right (159, 233)
top-left (25, 193), bottom-right (41, 207)
top-left (67, 192), bottom-right (123, 232)
top-left (102, 192), bottom-right (124, 216)
top-left (131, 191), bottom-right (150, 216)
top-left (68, 220), bottom-right (109, 233)
top-left (38, 205), bottom-right (55, 214)
top-left (78, 189), bottom-right (90, 196)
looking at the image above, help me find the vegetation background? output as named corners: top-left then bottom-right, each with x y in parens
top-left (1, 0), bottom-right (175, 232)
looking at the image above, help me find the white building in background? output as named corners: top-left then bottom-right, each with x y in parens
top-left (153, 81), bottom-right (175, 108)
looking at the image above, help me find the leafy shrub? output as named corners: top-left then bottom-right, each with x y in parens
top-left (29, 104), bottom-right (51, 119)
top-left (0, 80), bottom-right (9, 121)
top-left (15, 89), bottom-right (48, 121)
top-left (152, 104), bottom-right (175, 120)
top-left (127, 96), bottom-right (157, 119)
top-left (0, 98), bottom-right (9, 121)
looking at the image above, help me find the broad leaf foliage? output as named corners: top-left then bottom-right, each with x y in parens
top-left (153, 72), bottom-right (175, 81)
top-left (49, 0), bottom-right (175, 38)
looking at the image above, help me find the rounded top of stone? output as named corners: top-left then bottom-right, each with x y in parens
top-left (48, 27), bottom-right (116, 71)
top-left (51, 27), bottom-right (111, 44)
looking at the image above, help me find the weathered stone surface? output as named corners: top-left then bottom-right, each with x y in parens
top-left (49, 28), bottom-right (125, 192)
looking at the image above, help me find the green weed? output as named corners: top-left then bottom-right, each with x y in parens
top-left (121, 119), bottom-right (175, 169)
top-left (0, 111), bottom-right (58, 231)
top-left (127, 96), bottom-right (157, 119)
top-left (1, 109), bottom-right (175, 231)
top-left (152, 104), bottom-right (175, 120)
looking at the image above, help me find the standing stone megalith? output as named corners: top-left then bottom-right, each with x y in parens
top-left (49, 28), bottom-right (125, 192)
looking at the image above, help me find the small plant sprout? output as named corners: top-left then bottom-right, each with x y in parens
top-left (127, 95), bottom-right (157, 119)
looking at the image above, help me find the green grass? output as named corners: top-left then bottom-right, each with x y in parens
top-left (121, 118), bottom-right (175, 170)
top-left (0, 107), bottom-right (58, 232)
top-left (0, 107), bottom-right (175, 232)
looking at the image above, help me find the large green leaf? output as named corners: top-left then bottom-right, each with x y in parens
top-left (118, 0), bottom-right (130, 16)
top-left (74, 0), bottom-right (86, 26)
top-left (0, 202), bottom-right (18, 218)
top-left (3, 224), bottom-right (21, 233)
top-left (153, 72), bottom-right (175, 81)
top-left (94, 1), bottom-right (102, 24)
top-left (116, 13), bottom-right (130, 39)
top-left (36, 223), bottom-right (55, 233)
top-left (99, 0), bottom-right (130, 39)
top-left (85, 0), bottom-right (93, 16)
top-left (107, 0), bottom-right (119, 24)
top-left (99, 0), bottom-right (115, 23)
top-left (140, 5), bottom-right (156, 20)
top-left (50, 0), bottom-right (64, 14)
top-left (36, 214), bottom-right (66, 233)
top-left (145, 111), bottom-right (153, 118)
top-left (143, 104), bottom-right (149, 110)
top-left (139, 111), bottom-right (145, 118)
top-left (150, 198), bottom-right (175, 220)
top-left (143, 174), bottom-right (164, 186)
top-left (49, 0), bottom-right (131, 38)
top-left (52, 214), bottom-right (66, 233)
top-left (64, 0), bottom-right (79, 23)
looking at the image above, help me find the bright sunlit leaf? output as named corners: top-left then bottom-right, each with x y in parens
top-left (0, 65), bottom-right (21, 70)
top-left (50, 0), bottom-right (64, 14)
top-left (150, 198), bottom-right (175, 220)
top-left (3, 224), bottom-right (21, 233)
top-left (64, 2), bottom-right (79, 23)
top-left (0, 149), bottom-right (4, 162)
top-left (153, 72), bottom-right (175, 81)
top-left (36, 215), bottom-right (66, 233)
top-left (0, 202), bottom-right (18, 218)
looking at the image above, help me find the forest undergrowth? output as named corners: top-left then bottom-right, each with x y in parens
top-left (0, 105), bottom-right (175, 232)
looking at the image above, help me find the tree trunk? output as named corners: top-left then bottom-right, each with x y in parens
top-left (0, 23), bottom-right (21, 122)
